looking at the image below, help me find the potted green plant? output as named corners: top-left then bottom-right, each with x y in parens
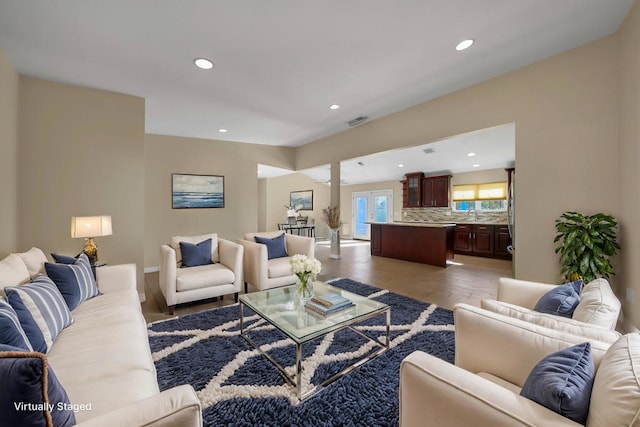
top-left (554, 211), bottom-right (620, 283)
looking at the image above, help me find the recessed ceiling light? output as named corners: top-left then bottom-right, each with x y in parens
top-left (398, 164), bottom-right (405, 168)
top-left (194, 58), bottom-right (214, 70)
top-left (467, 152), bottom-right (476, 157)
top-left (218, 128), bottom-right (228, 133)
top-left (473, 164), bottom-right (480, 168)
top-left (329, 104), bottom-right (340, 110)
top-left (456, 39), bottom-right (474, 51)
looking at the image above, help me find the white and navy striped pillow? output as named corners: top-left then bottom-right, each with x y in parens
top-left (5, 277), bottom-right (73, 353)
top-left (45, 253), bottom-right (99, 310)
top-left (0, 298), bottom-right (34, 351)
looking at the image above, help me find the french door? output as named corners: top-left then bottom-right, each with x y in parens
top-left (352, 190), bottom-right (393, 240)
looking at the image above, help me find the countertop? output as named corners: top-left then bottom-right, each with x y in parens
top-left (365, 221), bottom-right (456, 228)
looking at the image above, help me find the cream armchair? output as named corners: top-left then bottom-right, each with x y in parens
top-left (238, 231), bottom-right (315, 293)
top-left (399, 304), bottom-right (630, 427)
top-left (480, 277), bottom-right (621, 336)
top-left (160, 233), bottom-right (243, 314)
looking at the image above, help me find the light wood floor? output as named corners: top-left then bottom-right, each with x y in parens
top-left (142, 240), bottom-right (513, 323)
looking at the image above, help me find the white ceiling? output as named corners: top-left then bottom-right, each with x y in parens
top-left (259, 122), bottom-right (515, 185)
top-left (0, 1), bottom-right (634, 148)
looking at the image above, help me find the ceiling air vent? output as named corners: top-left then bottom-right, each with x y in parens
top-left (347, 116), bottom-right (369, 127)
top-left (423, 147), bottom-right (436, 154)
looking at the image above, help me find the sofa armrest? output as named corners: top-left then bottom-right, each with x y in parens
top-left (454, 303), bottom-right (611, 387)
top-left (284, 234), bottom-right (315, 258)
top-left (96, 264), bottom-right (137, 294)
top-left (75, 385), bottom-right (202, 427)
top-left (237, 239), bottom-right (268, 288)
top-left (497, 277), bottom-right (557, 308)
top-left (400, 351), bottom-right (580, 427)
top-left (159, 245), bottom-right (178, 306)
top-left (218, 238), bottom-right (243, 286)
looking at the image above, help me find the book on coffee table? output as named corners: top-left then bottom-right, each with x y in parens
top-left (310, 292), bottom-right (352, 308)
top-left (304, 298), bottom-right (355, 316)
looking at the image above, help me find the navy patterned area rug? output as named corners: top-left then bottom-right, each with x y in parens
top-left (148, 278), bottom-right (455, 427)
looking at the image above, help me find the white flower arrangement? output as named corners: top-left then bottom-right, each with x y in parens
top-left (289, 254), bottom-right (321, 277)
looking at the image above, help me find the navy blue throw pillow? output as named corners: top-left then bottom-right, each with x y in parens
top-left (533, 280), bottom-right (583, 318)
top-left (521, 342), bottom-right (594, 425)
top-left (0, 299), bottom-right (33, 351)
top-left (44, 253), bottom-right (99, 311)
top-left (180, 238), bottom-right (213, 268)
top-left (255, 233), bottom-right (288, 260)
top-left (50, 253), bottom-right (77, 264)
top-left (0, 344), bottom-right (76, 427)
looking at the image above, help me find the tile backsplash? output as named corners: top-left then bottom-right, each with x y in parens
top-left (400, 207), bottom-right (508, 224)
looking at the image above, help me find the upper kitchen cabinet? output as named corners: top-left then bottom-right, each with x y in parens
top-left (422, 175), bottom-right (451, 207)
top-left (402, 172), bottom-right (424, 208)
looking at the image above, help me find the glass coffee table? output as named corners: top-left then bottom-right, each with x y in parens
top-left (239, 281), bottom-right (390, 401)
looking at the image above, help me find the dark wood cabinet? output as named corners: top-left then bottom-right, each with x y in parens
top-left (422, 175), bottom-right (450, 207)
top-left (454, 224), bottom-right (511, 258)
top-left (494, 225), bottom-right (512, 259)
top-left (370, 223), bottom-right (455, 267)
top-left (402, 172), bottom-right (424, 208)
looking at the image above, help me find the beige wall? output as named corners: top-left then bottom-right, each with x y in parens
top-left (0, 48), bottom-right (18, 257)
top-left (260, 173), bottom-right (331, 237)
top-left (18, 77), bottom-right (146, 293)
top-left (296, 36), bottom-right (620, 288)
top-left (617, 0), bottom-right (640, 327)
top-left (144, 134), bottom-right (294, 268)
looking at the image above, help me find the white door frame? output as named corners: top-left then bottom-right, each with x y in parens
top-left (352, 190), bottom-right (393, 240)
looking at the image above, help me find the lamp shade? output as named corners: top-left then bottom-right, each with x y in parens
top-left (71, 216), bottom-right (113, 238)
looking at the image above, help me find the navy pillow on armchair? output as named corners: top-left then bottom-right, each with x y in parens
top-left (255, 233), bottom-right (288, 260)
top-left (179, 238), bottom-right (213, 267)
top-left (533, 280), bottom-right (583, 318)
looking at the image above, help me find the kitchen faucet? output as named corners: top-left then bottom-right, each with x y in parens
top-left (467, 208), bottom-right (478, 222)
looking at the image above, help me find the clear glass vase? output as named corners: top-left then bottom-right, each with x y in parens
top-left (297, 274), bottom-right (314, 302)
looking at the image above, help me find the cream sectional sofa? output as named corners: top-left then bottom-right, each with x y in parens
top-left (400, 304), bottom-right (635, 427)
top-left (0, 248), bottom-right (202, 426)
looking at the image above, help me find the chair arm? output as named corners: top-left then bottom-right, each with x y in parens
top-left (218, 239), bottom-right (243, 286)
top-left (159, 245), bottom-right (178, 306)
top-left (285, 234), bottom-right (315, 258)
top-left (237, 239), bottom-right (268, 288)
top-left (74, 385), bottom-right (202, 427)
top-left (96, 264), bottom-right (137, 294)
top-left (454, 303), bottom-right (611, 387)
top-left (497, 277), bottom-right (557, 308)
top-left (400, 351), bottom-right (580, 427)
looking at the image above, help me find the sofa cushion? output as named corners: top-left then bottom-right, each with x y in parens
top-left (5, 277), bottom-right (73, 353)
top-left (267, 256), bottom-right (293, 279)
top-left (176, 263), bottom-right (235, 292)
top-left (533, 280), bottom-right (582, 318)
top-left (0, 299), bottom-right (33, 351)
top-left (0, 344), bottom-right (76, 427)
top-left (521, 342), bottom-right (594, 425)
top-left (480, 299), bottom-right (622, 344)
top-left (255, 233), bottom-right (288, 260)
top-left (588, 333), bottom-right (640, 427)
top-left (170, 233), bottom-right (219, 263)
top-left (572, 278), bottom-right (620, 329)
top-left (0, 253), bottom-right (30, 296)
top-left (44, 253), bottom-right (99, 311)
top-left (16, 247), bottom-right (48, 280)
top-left (179, 238), bottom-right (213, 268)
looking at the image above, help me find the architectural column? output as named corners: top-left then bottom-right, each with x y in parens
top-left (329, 161), bottom-right (341, 259)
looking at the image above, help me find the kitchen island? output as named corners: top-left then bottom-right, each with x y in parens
top-left (368, 222), bottom-right (455, 267)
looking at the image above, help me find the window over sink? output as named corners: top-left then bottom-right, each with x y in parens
top-left (452, 182), bottom-right (507, 212)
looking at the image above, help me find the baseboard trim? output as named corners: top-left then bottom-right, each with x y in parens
top-left (144, 266), bottom-right (159, 273)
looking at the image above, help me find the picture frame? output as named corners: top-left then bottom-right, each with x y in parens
top-left (172, 173), bottom-right (225, 209)
top-left (290, 190), bottom-right (313, 211)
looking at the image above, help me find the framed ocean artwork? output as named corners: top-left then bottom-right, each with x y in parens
top-left (172, 173), bottom-right (225, 209)
top-left (290, 190), bottom-right (313, 211)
